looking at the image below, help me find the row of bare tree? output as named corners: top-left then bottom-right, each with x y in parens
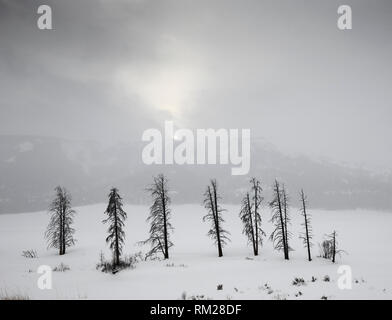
top-left (45, 175), bottom-right (341, 267)
top-left (203, 178), bottom-right (314, 261)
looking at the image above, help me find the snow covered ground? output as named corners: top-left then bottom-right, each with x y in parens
top-left (0, 204), bottom-right (391, 300)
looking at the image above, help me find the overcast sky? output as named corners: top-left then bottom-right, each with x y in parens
top-left (0, 0), bottom-right (391, 170)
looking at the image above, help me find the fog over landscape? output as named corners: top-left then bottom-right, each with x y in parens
top-left (2, 0), bottom-right (392, 303)
top-left (1, 0), bottom-right (392, 213)
top-left (1, 135), bottom-right (392, 214)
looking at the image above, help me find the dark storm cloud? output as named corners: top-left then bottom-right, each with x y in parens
top-left (0, 0), bottom-right (391, 169)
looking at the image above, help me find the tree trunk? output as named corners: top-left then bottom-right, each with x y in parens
top-left (246, 193), bottom-right (256, 256)
top-left (114, 200), bottom-right (120, 266)
top-left (305, 219), bottom-right (311, 261)
top-left (283, 196), bottom-right (289, 260)
top-left (62, 204), bottom-right (66, 255)
top-left (161, 179), bottom-right (169, 259)
top-left (332, 232), bottom-right (336, 263)
top-left (301, 192), bottom-right (311, 261)
top-left (304, 216), bottom-right (311, 262)
top-left (212, 183), bottom-right (223, 257)
top-left (253, 182), bottom-right (259, 256)
top-left (275, 182), bottom-right (288, 260)
top-left (59, 208), bottom-right (64, 255)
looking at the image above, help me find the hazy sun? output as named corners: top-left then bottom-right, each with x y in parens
top-left (116, 63), bottom-right (203, 118)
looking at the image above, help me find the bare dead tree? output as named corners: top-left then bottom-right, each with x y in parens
top-left (239, 192), bottom-right (256, 254)
top-left (203, 179), bottom-right (230, 257)
top-left (319, 231), bottom-right (345, 263)
top-left (140, 174), bottom-right (173, 260)
top-left (299, 189), bottom-right (313, 261)
top-left (328, 230), bottom-right (342, 263)
top-left (103, 188), bottom-right (127, 266)
top-left (239, 178), bottom-right (266, 255)
top-left (269, 180), bottom-right (289, 260)
top-left (281, 184), bottom-right (292, 256)
top-left (250, 178), bottom-right (265, 255)
top-left (331, 231), bottom-right (337, 263)
top-left (45, 186), bottom-right (76, 255)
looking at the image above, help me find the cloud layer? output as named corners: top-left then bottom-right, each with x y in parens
top-left (1, 0), bottom-right (391, 170)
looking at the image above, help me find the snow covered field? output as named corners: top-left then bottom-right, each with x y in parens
top-left (0, 204), bottom-right (391, 300)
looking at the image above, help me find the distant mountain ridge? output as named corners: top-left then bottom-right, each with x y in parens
top-left (0, 135), bottom-right (391, 213)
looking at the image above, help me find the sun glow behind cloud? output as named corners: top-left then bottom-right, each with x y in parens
top-left (115, 35), bottom-right (207, 120)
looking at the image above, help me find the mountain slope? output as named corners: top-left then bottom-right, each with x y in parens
top-left (0, 135), bottom-right (391, 213)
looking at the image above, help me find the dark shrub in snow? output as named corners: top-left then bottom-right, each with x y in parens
top-left (53, 263), bottom-right (70, 272)
top-left (21, 250), bottom-right (38, 258)
top-left (96, 251), bottom-right (142, 274)
top-left (292, 277), bottom-right (306, 286)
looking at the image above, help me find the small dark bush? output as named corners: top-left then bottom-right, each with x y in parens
top-left (21, 250), bottom-right (38, 258)
top-left (96, 251), bottom-right (143, 274)
top-left (292, 277), bottom-right (306, 286)
top-left (264, 283), bottom-right (271, 290)
top-left (319, 240), bottom-right (333, 259)
top-left (53, 263), bottom-right (70, 272)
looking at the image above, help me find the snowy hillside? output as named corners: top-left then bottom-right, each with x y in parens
top-left (0, 204), bottom-right (391, 300)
